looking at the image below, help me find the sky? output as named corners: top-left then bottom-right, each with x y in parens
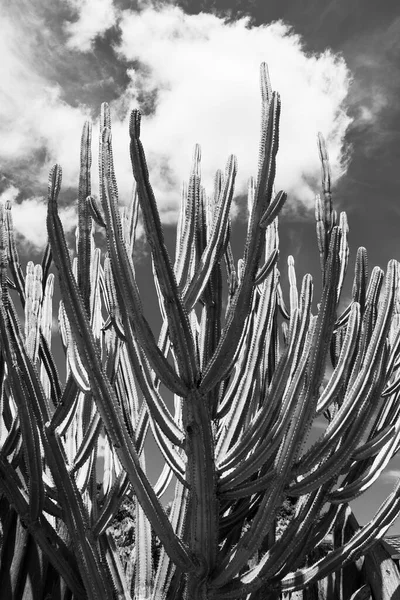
top-left (1, 0), bottom-right (400, 535)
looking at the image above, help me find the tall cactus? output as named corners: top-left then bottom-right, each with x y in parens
top-left (0, 63), bottom-right (400, 599)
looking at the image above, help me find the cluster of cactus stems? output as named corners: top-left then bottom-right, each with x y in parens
top-left (2, 62), bottom-right (400, 600)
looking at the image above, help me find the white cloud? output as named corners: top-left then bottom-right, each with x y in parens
top-left (0, 185), bottom-right (19, 204)
top-left (64, 0), bottom-right (119, 51)
top-left (114, 5), bottom-right (352, 212)
top-left (0, 13), bottom-right (90, 249)
top-left (0, 14), bottom-right (91, 186)
top-left (0, 188), bottom-right (77, 252)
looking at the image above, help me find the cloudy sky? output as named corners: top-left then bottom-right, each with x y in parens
top-left (2, 0), bottom-right (400, 532)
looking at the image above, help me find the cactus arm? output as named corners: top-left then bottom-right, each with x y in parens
top-left (71, 409), bottom-right (102, 472)
top-left (277, 281), bottom-right (290, 319)
top-left (316, 133), bottom-right (332, 277)
top-left (316, 302), bottom-right (361, 414)
top-left (216, 267), bottom-right (278, 460)
top-left (104, 327), bottom-right (122, 390)
top-left (367, 377), bottom-right (400, 441)
top-left (153, 461), bottom-right (174, 498)
top-left (40, 241), bottom-right (52, 291)
top-left (297, 261), bottom-right (397, 476)
top-left (294, 347), bottom-right (385, 483)
top-left (46, 166), bottom-right (195, 572)
top-left (92, 471), bottom-right (130, 535)
top-left (44, 426), bottom-right (115, 600)
top-left (67, 340), bottom-right (91, 392)
top-left (200, 92), bottom-right (280, 394)
top-left (215, 310), bottom-right (254, 421)
top-left (103, 255), bottom-right (127, 342)
top-left (0, 412), bottom-right (20, 457)
top-left (288, 255), bottom-right (299, 327)
top-left (74, 444), bottom-right (96, 496)
top-left (24, 262), bottom-right (43, 363)
top-left (152, 480), bottom-right (188, 600)
top-left (218, 337), bottom-right (309, 491)
top-left (298, 262), bottom-right (395, 468)
top-left (363, 539), bottom-right (400, 600)
top-left (99, 125), bottom-right (189, 397)
top-left (277, 485), bottom-right (400, 593)
top-left (382, 325), bottom-right (400, 392)
top-left (211, 231), bottom-right (341, 587)
top-left (134, 457), bottom-right (153, 600)
top-left (280, 503), bottom-right (344, 577)
top-left (38, 332), bottom-right (61, 406)
top-left (40, 272), bottom-right (55, 399)
top-left (0, 456), bottom-right (87, 599)
top-left (4, 200), bottom-right (26, 306)
top-left (211, 477), bottom-right (286, 588)
top-left (217, 302), bottom-right (306, 473)
top-left (289, 353), bottom-right (388, 496)
top-left (346, 266), bottom-right (384, 391)
top-left (87, 194), bottom-right (106, 227)
top-left (259, 190), bottom-right (287, 228)
top-left (174, 147), bottom-right (199, 287)
top-left (315, 193), bottom-right (327, 276)
top-left (220, 468), bottom-right (275, 499)
top-left (176, 182), bottom-right (187, 263)
top-left (352, 246), bottom-right (368, 311)
top-left (246, 174), bottom-right (256, 237)
top-left (382, 371), bottom-right (400, 397)
top-left (215, 489), bottom-right (327, 599)
top-left (49, 374), bottom-right (80, 431)
top-left (285, 273), bottom-right (313, 385)
top-left (254, 247), bottom-right (279, 286)
top-left (0, 237), bottom-right (45, 523)
top-left (336, 211), bottom-right (349, 302)
top-left (351, 423), bottom-right (396, 461)
top-left (381, 327), bottom-right (400, 397)
top-left (218, 474), bottom-right (400, 598)
top-left (118, 314), bottom-right (185, 447)
top-left (335, 300), bottom-right (353, 329)
top-left (99, 532), bottom-right (132, 600)
top-left (117, 342), bottom-right (141, 424)
top-left (219, 273), bottom-right (312, 478)
top-left (135, 400), bottom-right (151, 456)
top-left (77, 121), bottom-right (92, 317)
top-left (90, 246), bottom-right (103, 336)
top-left (182, 154), bottom-right (237, 309)
top-left (129, 110), bottom-right (198, 386)
top-left (150, 419), bottom-right (187, 485)
top-left (275, 230), bottom-right (340, 475)
top-left (327, 424), bottom-right (400, 503)
top-left (121, 182), bottom-right (140, 255)
top-left (0, 353), bottom-right (44, 522)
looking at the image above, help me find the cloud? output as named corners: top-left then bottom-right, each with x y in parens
top-left (343, 16), bottom-right (400, 153)
top-left (0, 8), bottom-right (91, 250)
top-left (64, 0), bottom-right (119, 51)
top-left (0, 186), bottom-right (77, 252)
top-left (0, 1), bottom-right (352, 251)
top-left (0, 10), bottom-right (93, 183)
top-left (114, 5), bottom-right (352, 211)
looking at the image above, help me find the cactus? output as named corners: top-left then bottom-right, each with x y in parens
top-left (0, 63), bottom-right (400, 599)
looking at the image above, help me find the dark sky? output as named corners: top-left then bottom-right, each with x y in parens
top-left (1, 0), bottom-right (400, 531)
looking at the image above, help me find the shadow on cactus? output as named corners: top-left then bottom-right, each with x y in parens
top-left (0, 63), bottom-right (400, 599)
